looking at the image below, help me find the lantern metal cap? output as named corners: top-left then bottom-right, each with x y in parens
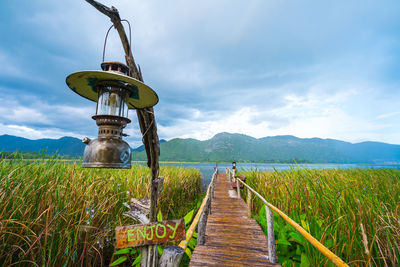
top-left (65, 70), bottom-right (158, 109)
top-left (100, 61), bottom-right (130, 75)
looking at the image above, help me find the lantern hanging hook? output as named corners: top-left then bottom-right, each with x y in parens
top-left (102, 19), bottom-right (133, 76)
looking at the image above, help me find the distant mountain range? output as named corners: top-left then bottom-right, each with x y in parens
top-left (0, 135), bottom-right (85, 157)
top-left (133, 132), bottom-right (400, 164)
top-left (1, 133), bottom-right (400, 164)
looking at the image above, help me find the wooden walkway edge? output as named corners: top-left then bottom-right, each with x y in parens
top-left (190, 173), bottom-right (280, 266)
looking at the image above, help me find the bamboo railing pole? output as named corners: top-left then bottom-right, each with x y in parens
top-left (161, 170), bottom-right (217, 266)
top-left (236, 178), bottom-right (349, 267)
top-left (199, 168), bottom-right (215, 245)
top-left (178, 169), bottom-right (217, 251)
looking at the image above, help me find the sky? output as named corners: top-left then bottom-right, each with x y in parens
top-left (1, 0), bottom-right (400, 147)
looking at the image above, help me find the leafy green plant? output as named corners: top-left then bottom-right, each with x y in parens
top-left (257, 206), bottom-right (310, 266)
top-left (109, 197), bottom-right (202, 266)
top-left (109, 247), bottom-right (140, 267)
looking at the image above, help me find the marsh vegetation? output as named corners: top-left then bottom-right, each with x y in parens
top-left (241, 168), bottom-right (400, 266)
top-left (0, 158), bottom-right (202, 266)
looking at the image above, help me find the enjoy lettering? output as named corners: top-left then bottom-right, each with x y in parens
top-left (115, 219), bottom-right (185, 248)
top-left (127, 221), bottom-right (180, 242)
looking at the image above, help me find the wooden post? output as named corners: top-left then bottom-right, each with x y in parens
top-left (237, 181), bottom-right (241, 198)
top-left (198, 196), bottom-right (211, 245)
top-left (210, 175), bottom-right (214, 212)
top-left (211, 171), bottom-right (216, 200)
top-left (236, 177), bottom-right (241, 199)
top-left (159, 246), bottom-right (184, 267)
top-left (265, 206), bottom-right (277, 264)
top-left (141, 178), bottom-right (163, 267)
top-left (246, 190), bottom-right (252, 218)
top-left (209, 169), bottom-right (217, 214)
top-left (232, 167), bottom-right (240, 198)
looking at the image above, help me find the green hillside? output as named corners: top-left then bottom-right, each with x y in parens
top-left (133, 132), bottom-right (400, 163)
top-left (0, 135), bottom-right (85, 157)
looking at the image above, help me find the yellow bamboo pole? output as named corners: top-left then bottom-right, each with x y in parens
top-left (236, 178), bottom-right (349, 267)
top-left (178, 170), bottom-right (217, 251)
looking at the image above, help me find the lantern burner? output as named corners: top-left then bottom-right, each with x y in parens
top-left (94, 115), bottom-right (130, 137)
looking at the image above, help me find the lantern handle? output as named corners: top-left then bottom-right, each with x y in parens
top-left (102, 20), bottom-right (132, 76)
top-left (102, 24), bottom-right (114, 62)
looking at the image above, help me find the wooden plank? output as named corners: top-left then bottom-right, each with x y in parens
top-left (191, 245), bottom-right (274, 265)
top-left (115, 219), bottom-right (185, 248)
top-left (190, 173), bottom-right (280, 266)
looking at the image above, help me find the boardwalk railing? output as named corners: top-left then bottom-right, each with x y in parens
top-left (226, 168), bottom-right (349, 267)
top-left (159, 168), bottom-right (218, 267)
top-left (179, 168), bottom-right (218, 249)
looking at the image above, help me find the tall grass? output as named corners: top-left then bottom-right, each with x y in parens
top-left (0, 158), bottom-right (202, 266)
top-left (241, 168), bottom-right (400, 266)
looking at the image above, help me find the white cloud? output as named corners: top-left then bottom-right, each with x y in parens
top-left (0, 106), bottom-right (50, 124)
top-left (2, 0), bottom-right (400, 147)
top-left (0, 123), bottom-right (84, 140)
top-left (0, 94), bottom-right (92, 122)
top-left (157, 83), bottom-right (400, 145)
top-left (375, 112), bottom-right (400, 120)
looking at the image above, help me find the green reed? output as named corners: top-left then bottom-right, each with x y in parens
top-left (240, 168), bottom-right (400, 266)
top-left (0, 158), bottom-right (202, 266)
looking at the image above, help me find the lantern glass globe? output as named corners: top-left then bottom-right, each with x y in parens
top-left (96, 89), bottom-right (129, 118)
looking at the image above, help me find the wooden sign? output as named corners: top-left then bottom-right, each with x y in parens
top-left (115, 219), bottom-right (185, 248)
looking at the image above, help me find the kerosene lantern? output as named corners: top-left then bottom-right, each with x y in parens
top-left (66, 61), bottom-right (158, 168)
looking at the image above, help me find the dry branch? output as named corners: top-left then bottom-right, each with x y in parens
top-left (85, 1), bottom-right (161, 266)
top-left (85, 0), bottom-right (160, 216)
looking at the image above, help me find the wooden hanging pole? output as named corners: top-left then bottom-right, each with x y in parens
top-left (85, 1), bottom-right (161, 266)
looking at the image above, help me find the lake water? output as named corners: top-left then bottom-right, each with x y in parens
top-left (154, 162), bottom-right (400, 187)
top-left (11, 159), bottom-right (399, 187)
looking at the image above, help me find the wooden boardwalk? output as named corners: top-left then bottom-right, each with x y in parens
top-left (190, 173), bottom-right (280, 266)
